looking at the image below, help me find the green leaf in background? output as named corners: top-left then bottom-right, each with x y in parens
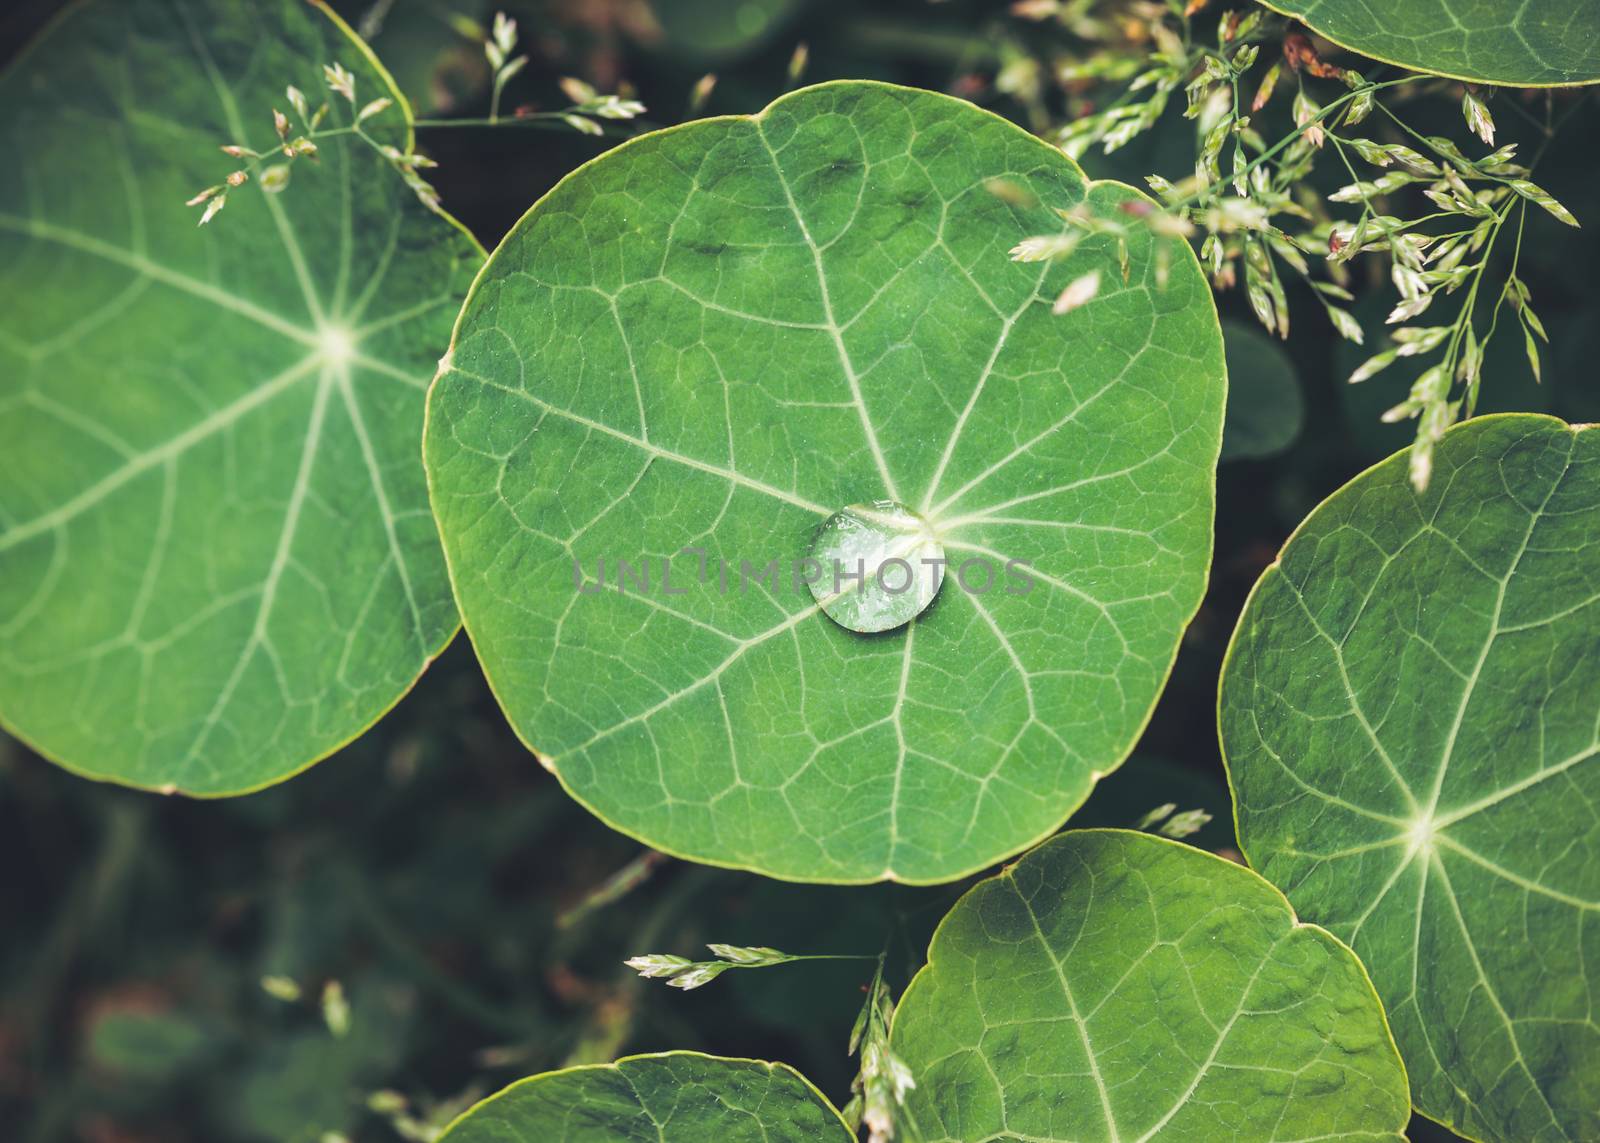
top-left (650, 0), bottom-right (806, 62)
top-left (424, 80), bottom-right (1225, 884)
top-left (357, 1), bottom-right (490, 117)
top-left (1220, 414), bottom-right (1600, 1142)
top-left (890, 830), bottom-right (1411, 1142)
top-left (87, 1009), bottom-right (211, 1083)
top-left (1221, 320), bottom-right (1304, 463)
top-left (0, 0), bottom-right (481, 794)
top-left (1257, 0), bottom-right (1600, 87)
top-left (438, 1052), bottom-right (854, 1142)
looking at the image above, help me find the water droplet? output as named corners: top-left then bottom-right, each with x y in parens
top-left (805, 501), bottom-right (944, 633)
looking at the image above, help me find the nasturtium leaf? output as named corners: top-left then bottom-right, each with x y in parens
top-left (1220, 414), bottom-right (1600, 1142)
top-left (890, 829), bottom-right (1412, 1142)
top-left (0, 0), bottom-right (481, 793)
top-left (1257, 0), bottom-right (1600, 87)
top-left (359, 4), bottom-right (488, 116)
top-left (424, 80), bottom-right (1225, 884)
top-left (437, 1052), bottom-right (854, 1142)
top-left (1220, 321), bottom-right (1303, 463)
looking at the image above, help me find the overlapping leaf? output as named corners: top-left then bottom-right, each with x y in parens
top-left (890, 830), bottom-right (1411, 1142)
top-left (438, 1052), bottom-right (853, 1142)
top-left (1259, 0), bottom-right (1600, 87)
top-left (0, 0), bottom-right (480, 793)
top-left (424, 80), bottom-right (1225, 884)
top-left (1221, 321), bottom-right (1303, 463)
top-left (1221, 414), bottom-right (1600, 1141)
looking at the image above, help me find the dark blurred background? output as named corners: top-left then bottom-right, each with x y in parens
top-left (2, 1), bottom-right (1595, 1139)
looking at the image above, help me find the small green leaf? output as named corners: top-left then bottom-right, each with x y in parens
top-left (1342, 86), bottom-right (1375, 127)
top-left (1517, 295), bottom-right (1551, 350)
top-left (1220, 321), bottom-right (1305, 462)
top-left (1258, 0), bottom-right (1600, 86)
top-left (88, 1010), bottom-right (211, 1081)
top-left (890, 830), bottom-right (1412, 1142)
top-left (0, 0), bottom-right (481, 793)
top-left (1221, 414), bottom-right (1600, 1142)
top-left (1252, 61), bottom-right (1282, 111)
top-left (425, 81), bottom-right (1225, 884)
top-left (437, 1052), bottom-right (853, 1142)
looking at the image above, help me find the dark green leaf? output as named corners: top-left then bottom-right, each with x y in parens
top-left (1221, 321), bottom-right (1305, 462)
top-left (0, 0), bottom-right (481, 793)
top-left (1221, 414), bottom-right (1600, 1142)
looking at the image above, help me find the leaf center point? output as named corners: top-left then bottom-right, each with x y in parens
top-left (315, 324), bottom-right (359, 368)
top-left (1404, 812), bottom-right (1440, 858)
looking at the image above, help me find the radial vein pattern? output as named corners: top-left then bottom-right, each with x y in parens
top-left (425, 81), bottom-right (1225, 883)
top-left (0, 0), bottom-right (480, 793)
top-left (1223, 415), bottom-right (1600, 1142)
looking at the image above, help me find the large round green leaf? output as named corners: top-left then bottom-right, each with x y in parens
top-left (424, 80), bottom-right (1225, 884)
top-left (437, 1052), bottom-right (853, 1142)
top-left (0, 0), bottom-right (480, 793)
top-left (890, 829), bottom-right (1411, 1142)
top-left (1220, 414), bottom-right (1599, 1142)
top-left (1258, 0), bottom-right (1600, 87)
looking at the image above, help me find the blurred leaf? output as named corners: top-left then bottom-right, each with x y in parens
top-left (649, 0), bottom-right (806, 62)
top-left (235, 975), bottom-right (413, 1143)
top-left (88, 1010), bottom-right (211, 1082)
top-left (1220, 321), bottom-right (1304, 462)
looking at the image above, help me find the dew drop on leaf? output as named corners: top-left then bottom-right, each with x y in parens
top-left (805, 501), bottom-right (944, 634)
